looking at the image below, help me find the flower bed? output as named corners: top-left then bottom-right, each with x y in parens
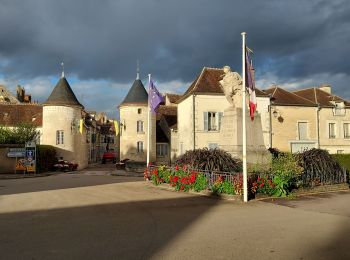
top-left (144, 165), bottom-right (242, 196)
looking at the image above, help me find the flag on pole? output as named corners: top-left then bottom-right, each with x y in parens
top-left (148, 79), bottom-right (164, 113)
top-left (245, 47), bottom-right (257, 121)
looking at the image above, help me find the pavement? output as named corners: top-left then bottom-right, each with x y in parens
top-left (0, 164), bottom-right (349, 260)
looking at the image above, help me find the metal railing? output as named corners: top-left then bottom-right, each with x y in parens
top-left (147, 165), bottom-right (240, 188)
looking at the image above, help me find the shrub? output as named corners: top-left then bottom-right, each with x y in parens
top-left (158, 166), bottom-right (171, 183)
top-left (193, 173), bottom-right (208, 192)
top-left (270, 153), bottom-right (303, 197)
top-left (233, 174), bottom-right (243, 195)
top-left (251, 176), bottom-right (275, 196)
top-left (36, 145), bottom-right (57, 173)
top-left (298, 149), bottom-right (346, 186)
top-left (169, 169), bottom-right (197, 192)
top-left (0, 123), bottom-right (39, 144)
top-left (175, 148), bottom-right (242, 172)
top-left (221, 180), bottom-right (234, 194)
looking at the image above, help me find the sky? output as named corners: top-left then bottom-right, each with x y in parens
top-left (0, 0), bottom-right (349, 119)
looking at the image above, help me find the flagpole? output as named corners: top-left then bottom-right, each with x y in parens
top-left (241, 32), bottom-right (248, 202)
top-left (147, 74), bottom-right (151, 167)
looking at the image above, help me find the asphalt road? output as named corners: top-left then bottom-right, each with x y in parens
top-left (0, 167), bottom-right (349, 260)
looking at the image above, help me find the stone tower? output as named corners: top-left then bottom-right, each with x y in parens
top-left (42, 74), bottom-right (88, 169)
top-left (119, 76), bottom-right (156, 163)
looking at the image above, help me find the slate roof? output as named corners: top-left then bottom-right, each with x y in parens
top-left (120, 79), bottom-right (148, 105)
top-left (178, 67), bottom-right (269, 103)
top-left (0, 104), bottom-right (43, 127)
top-left (43, 77), bottom-right (83, 108)
top-left (264, 86), bottom-right (317, 106)
top-left (293, 87), bottom-right (350, 107)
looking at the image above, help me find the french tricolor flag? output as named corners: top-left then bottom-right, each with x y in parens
top-left (245, 47), bottom-right (257, 121)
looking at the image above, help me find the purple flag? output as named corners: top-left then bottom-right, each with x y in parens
top-left (149, 79), bottom-right (164, 113)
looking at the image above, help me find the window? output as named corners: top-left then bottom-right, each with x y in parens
top-left (208, 143), bottom-right (219, 150)
top-left (344, 123), bottom-right (350, 139)
top-left (156, 143), bottom-right (168, 157)
top-left (137, 141), bottom-right (143, 153)
top-left (329, 123), bottom-right (336, 139)
top-left (204, 112), bottom-right (223, 131)
top-left (137, 120), bottom-right (144, 133)
top-left (137, 108), bottom-right (142, 114)
top-left (56, 130), bottom-right (64, 145)
top-left (298, 122), bottom-right (308, 140)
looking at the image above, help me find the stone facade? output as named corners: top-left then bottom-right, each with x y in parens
top-left (42, 105), bottom-right (88, 169)
top-left (119, 104), bottom-right (156, 162)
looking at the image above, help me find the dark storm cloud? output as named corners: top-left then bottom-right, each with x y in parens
top-left (0, 0), bottom-right (349, 92)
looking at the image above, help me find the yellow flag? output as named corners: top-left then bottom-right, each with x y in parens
top-left (114, 120), bottom-right (119, 136)
top-left (79, 119), bottom-right (83, 133)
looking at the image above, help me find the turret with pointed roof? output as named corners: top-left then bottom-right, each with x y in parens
top-left (43, 76), bottom-right (83, 108)
top-left (120, 79), bottom-right (148, 106)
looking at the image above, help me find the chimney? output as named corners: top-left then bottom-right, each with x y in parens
top-left (319, 84), bottom-right (331, 94)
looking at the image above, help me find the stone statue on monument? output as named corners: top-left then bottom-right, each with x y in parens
top-left (219, 66), bottom-right (243, 108)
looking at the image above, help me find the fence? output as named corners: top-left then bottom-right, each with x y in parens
top-left (147, 165), bottom-right (240, 188)
top-left (148, 164), bottom-right (349, 190)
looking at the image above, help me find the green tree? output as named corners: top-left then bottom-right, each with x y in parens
top-left (0, 123), bottom-right (39, 144)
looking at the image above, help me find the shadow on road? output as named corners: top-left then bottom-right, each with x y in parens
top-left (0, 174), bottom-right (143, 196)
top-left (0, 195), bottom-right (219, 259)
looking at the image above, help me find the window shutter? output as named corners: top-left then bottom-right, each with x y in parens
top-left (218, 112), bottom-right (223, 130)
top-left (204, 112), bottom-right (208, 131)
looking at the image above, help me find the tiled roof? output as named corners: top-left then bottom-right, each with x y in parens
top-left (166, 93), bottom-right (182, 103)
top-left (178, 67), bottom-right (268, 103)
top-left (156, 105), bottom-right (177, 116)
top-left (156, 105), bottom-right (177, 130)
top-left (0, 104), bottom-right (43, 127)
top-left (180, 67), bottom-right (224, 101)
top-left (264, 86), bottom-right (316, 106)
top-left (293, 87), bottom-right (350, 107)
top-left (120, 79), bottom-right (148, 105)
top-left (43, 77), bottom-right (83, 108)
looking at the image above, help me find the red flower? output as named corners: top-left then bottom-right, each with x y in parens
top-left (175, 165), bottom-right (179, 171)
top-left (260, 183), bottom-right (265, 187)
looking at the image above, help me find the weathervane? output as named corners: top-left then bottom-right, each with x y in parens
top-left (136, 59), bottom-right (140, 80)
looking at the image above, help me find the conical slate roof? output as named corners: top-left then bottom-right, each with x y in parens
top-left (120, 79), bottom-right (148, 105)
top-left (43, 77), bottom-right (83, 108)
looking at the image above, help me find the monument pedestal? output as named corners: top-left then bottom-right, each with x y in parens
top-left (220, 107), bottom-right (270, 165)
